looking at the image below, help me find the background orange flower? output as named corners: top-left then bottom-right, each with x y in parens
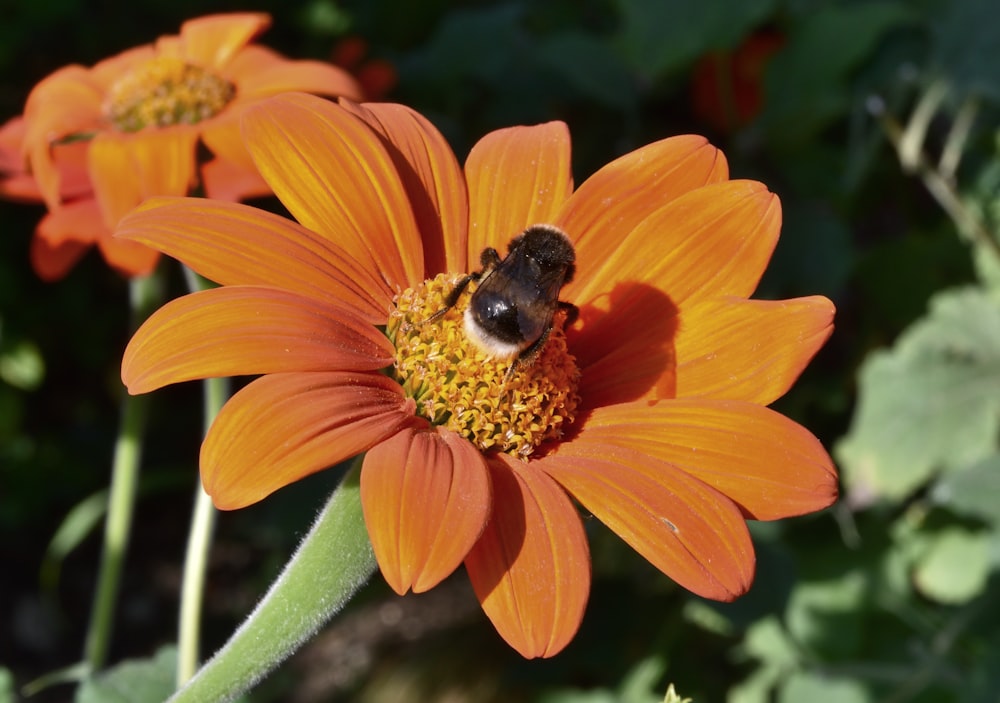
top-left (11, 13), bottom-right (362, 280)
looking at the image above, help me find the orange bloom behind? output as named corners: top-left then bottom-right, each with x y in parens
top-left (117, 93), bottom-right (837, 658)
top-left (10, 13), bottom-right (361, 280)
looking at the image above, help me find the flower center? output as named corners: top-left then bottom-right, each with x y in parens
top-left (388, 273), bottom-right (581, 459)
top-left (104, 57), bottom-right (236, 132)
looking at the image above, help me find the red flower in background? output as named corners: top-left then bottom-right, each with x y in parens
top-left (691, 30), bottom-right (784, 134)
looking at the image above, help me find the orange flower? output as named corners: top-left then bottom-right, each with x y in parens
top-left (14, 13), bottom-right (361, 280)
top-left (117, 93), bottom-right (837, 658)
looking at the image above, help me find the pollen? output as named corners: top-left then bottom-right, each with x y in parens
top-left (388, 273), bottom-right (581, 459)
top-left (104, 57), bottom-right (236, 132)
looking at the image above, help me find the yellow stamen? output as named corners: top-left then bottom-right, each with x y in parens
top-left (388, 273), bottom-right (581, 459)
top-left (104, 57), bottom-right (235, 132)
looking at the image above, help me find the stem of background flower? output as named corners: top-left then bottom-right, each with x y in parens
top-left (175, 376), bottom-right (229, 686)
top-left (167, 459), bottom-right (376, 703)
top-left (83, 271), bottom-right (163, 673)
top-left (175, 267), bottom-right (230, 686)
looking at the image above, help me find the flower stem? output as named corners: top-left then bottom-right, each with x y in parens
top-left (83, 272), bottom-right (163, 672)
top-left (168, 461), bottom-right (376, 703)
top-left (175, 374), bottom-right (230, 686)
top-left (175, 266), bottom-right (230, 686)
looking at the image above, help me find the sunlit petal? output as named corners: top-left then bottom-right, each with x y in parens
top-left (362, 427), bottom-right (491, 594)
top-left (569, 180), bottom-right (780, 307)
top-left (557, 134), bottom-right (728, 262)
top-left (241, 92), bottom-right (424, 289)
top-left (202, 371), bottom-right (416, 510)
top-left (343, 101), bottom-right (469, 276)
top-left (116, 197), bottom-right (392, 322)
top-left (121, 286), bottom-right (393, 394)
top-left (541, 443), bottom-right (754, 601)
top-left (234, 59), bottom-right (362, 101)
top-left (465, 122), bottom-right (573, 269)
top-left (465, 455), bottom-right (589, 659)
top-left (178, 13), bottom-right (270, 69)
top-left (576, 400), bottom-right (838, 520)
top-left (675, 296), bottom-right (835, 404)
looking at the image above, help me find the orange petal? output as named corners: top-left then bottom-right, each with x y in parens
top-left (241, 92), bottom-right (424, 290)
top-left (199, 109), bottom-right (256, 173)
top-left (23, 65), bottom-right (104, 209)
top-left (116, 197), bottom-right (392, 323)
top-left (568, 180), bottom-right (780, 308)
top-left (122, 286), bottom-right (393, 394)
top-left (200, 156), bottom-right (271, 202)
top-left (202, 371), bottom-right (415, 509)
top-left (576, 294), bottom-right (836, 408)
top-left (541, 443), bottom-right (754, 601)
top-left (557, 134), bottom-right (728, 265)
top-left (572, 283), bottom-right (680, 407)
top-left (464, 122), bottom-right (573, 270)
top-left (178, 13), bottom-right (270, 69)
top-left (88, 128), bottom-right (198, 228)
top-left (675, 296), bottom-right (835, 404)
top-left (233, 59), bottom-right (363, 101)
top-left (361, 427), bottom-right (491, 594)
top-left (342, 101), bottom-right (468, 276)
top-left (95, 231), bottom-right (160, 278)
top-left (464, 455), bottom-right (589, 658)
top-left (31, 211), bottom-right (94, 281)
top-left (575, 399), bottom-right (838, 520)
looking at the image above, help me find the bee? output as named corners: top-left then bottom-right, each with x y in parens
top-left (431, 224), bottom-right (578, 377)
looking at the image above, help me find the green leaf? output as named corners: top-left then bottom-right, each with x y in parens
top-left (534, 32), bottom-right (637, 110)
top-left (931, 0), bottom-right (1000, 100)
top-left (613, 0), bottom-right (776, 78)
top-left (41, 489), bottom-right (109, 593)
top-left (785, 570), bottom-right (867, 659)
top-left (76, 647), bottom-right (177, 703)
top-left (930, 454), bottom-right (1000, 522)
top-left (778, 672), bottom-right (870, 703)
top-left (836, 287), bottom-right (1000, 500)
top-left (759, 2), bottom-right (918, 144)
top-left (912, 526), bottom-right (991, 604)
top-left (0, 668), bottom-right (13, 703)
top-left (0, 338), bottom-right (45, 390)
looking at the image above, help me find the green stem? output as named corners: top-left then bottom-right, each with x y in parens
top-left (175, 375), bottom-right (229, 686)
top-left (175, 267), bottom-right (230, 686)
top-left (83, 272), bottom-right (163, 672)
top-left (168, 461), bottom-right (376, 703)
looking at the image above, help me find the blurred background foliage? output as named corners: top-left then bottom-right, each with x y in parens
top-left (2, 0), bottom-right (999, 701)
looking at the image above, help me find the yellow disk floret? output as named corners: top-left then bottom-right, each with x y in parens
top-left (388, 273), bottom-right (581, 458)
top-left (105, 57), bottom-right (236, 132)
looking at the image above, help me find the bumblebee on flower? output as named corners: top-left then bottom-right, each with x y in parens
top-left (118, 92), bottom-right (838, 658)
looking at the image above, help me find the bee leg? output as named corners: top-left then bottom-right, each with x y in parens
top-left (428, 247), bottom-right (501, 323)
top-left (558, 301), bottom-right (579, 327)
top-left (503, 324), bottom-right (554, 384)
top-left (479, 247), bottom-right (502, 268)
top-left (427, 273), bottom-right (475, 323)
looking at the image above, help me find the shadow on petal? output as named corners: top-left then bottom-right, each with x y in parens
top-left (570, 282), bottom-right (679, 408)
